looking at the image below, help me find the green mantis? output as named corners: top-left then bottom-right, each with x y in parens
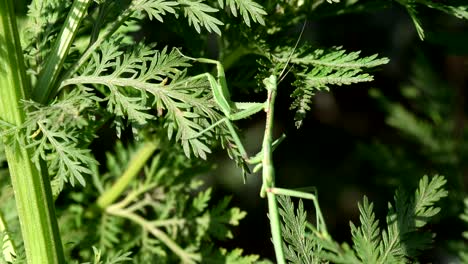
top-left (178, 27), bottom-right (328, 262)
top-left (256, 72), bottom-right (328, 264)
top-left (176, 52), bottom-right (265, 163)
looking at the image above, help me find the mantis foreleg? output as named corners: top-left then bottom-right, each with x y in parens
top-left (178, 50), bottom-right (267, 173)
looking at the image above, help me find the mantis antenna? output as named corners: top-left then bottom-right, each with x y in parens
top-left (278, 20), bottom-right (307, 83)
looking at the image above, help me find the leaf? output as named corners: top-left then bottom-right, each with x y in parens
top-left (350, 197), bottom-right (380, 263)
top-left (379, 175), bottom-right (447, 261)
top-left (22, 88), bottom-right (99, 190)
top-left (201, 246), bottom-right (260, 264)
top-left (99, 214), bottom-right (122, 249)
top-left (67, 40), bottom-right (228, 159)
top-left (286, 47), bottom-right (388, 128)
top-left (135, 0), bottom-right (179, 22)
top-left (22, 0), bottom-right (72, 77)
top-left (400, 1), bottom-right (425, 40)
top-left (386, 104), bottom-right (438, 148)
top-left (85, 247), bottom-right (131, 264)
top-left (197, 196), bottom-right (247, 240)
top-left (277, 195), bottom-right (320, 264)
top-left (178, 0), bottom-right (224, 35)
top-left (397, 0), bottom-right (468, 40)
top-left (304, 175), bottom-right (447, 263)
top-left (413, 175), bottom-right (448, 227)
top-left (218, 0), bottom-right (266, 26)
top-left (416, 0), bottom-right (468, 20)
top-left (192, 188), bottom-right (212, 213)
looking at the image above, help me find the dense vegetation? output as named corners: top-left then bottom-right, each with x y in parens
top-left (0, 0), bottom-right (467, 263)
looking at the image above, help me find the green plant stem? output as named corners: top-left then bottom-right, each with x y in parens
top-left (261, 75), bottom-right (286, 264)
top-left (97, 140), bottom-right (159, 209)
top-left (107, 205), bottom-right (200, 264)
top-left (33, 0), bottom-right (92, 103)
top-left (105, 183), bottom-right (200, 263)
top-left (0, 1), bottom-right (65, 263)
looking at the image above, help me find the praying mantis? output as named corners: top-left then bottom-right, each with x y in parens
top-left (177, 26), bottom-right (328, 263)
top-left (174, 52), bottom-right (264, 162)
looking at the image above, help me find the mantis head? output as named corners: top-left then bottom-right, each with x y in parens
top-left (263, 75), bottom-right (277, 92)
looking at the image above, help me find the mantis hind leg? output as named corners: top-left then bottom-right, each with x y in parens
top-left (267, 187), bottom-right (328, 235)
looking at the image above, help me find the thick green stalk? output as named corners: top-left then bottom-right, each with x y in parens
top-left (97, 140), bottom-right (159, 209)
top-left (0, 1), bottom-right (65, 263)
top-left (32, 0), bottom-right (92, 103)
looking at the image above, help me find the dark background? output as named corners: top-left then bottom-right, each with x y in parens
top-left (171, 5), bottom-right (468, 262)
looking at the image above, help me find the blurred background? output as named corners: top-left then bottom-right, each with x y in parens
top-left (167, 3), bottom-right (468, 262)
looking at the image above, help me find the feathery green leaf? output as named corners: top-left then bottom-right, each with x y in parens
top-left (284, 46), bottom-right (388, 128)
top-left (218, 0), bottom-right (266, 26)
top-left (278, 196), bottom-right (320, 264)
top-left (178, 0), bottom-right (224, 35)
top-left (22, 87), bottom-right (98, 190)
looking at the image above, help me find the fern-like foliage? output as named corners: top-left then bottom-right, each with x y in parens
top-left (385, 104), bottom-right (442, 152)
top-left (265, 46), bottom-right (389, 128)
top-left (103, 182), bottom-right (249, 263)
top-left (61, 141), bottom-right (257, 263)
top-left (14, 0), bottom-right (266, 192)
top-left (289, 47), bottom-right (388, 128)
top-left (217, 0), bottom-right (266, 26)
top-left (196, 194), bottom-right (247, 240)
top-left (74, 41), bottom-right (190, 149)
top-left (68, 40), bottom-right (190, 139)
top-left (396, 0), bottom-right (468, 39)
top-left (78, 247), bottom-right (131, 264)
top-left (22, 87), bottom-right (99, 191)
top-left (200, 247), bottom-right (262, 263)
top-left (22, 0), bottom-right (72, 79)
top-left (98, 214), bottom-right (123, 250)
top-left (349, 196), bottom-right (380, 263)
top-left (279, 175), bottom-right (447, 264)
top-left (134, 0), bottom-right (179, 22)
top-left (102, 0), bottom-right (266, 37)
top-left (178, 0), bottom-right (224, 35)
top-left (277, 196), bottom-right (321, 264)
top-left (64, 38), bottom-right (247, 166)
top-left (0, 86), bottom-right (99, 194)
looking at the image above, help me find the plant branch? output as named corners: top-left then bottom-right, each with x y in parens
top-left (0, 1), bottom-right (65, 262)
top-left (33, 0), bottom-right (92, 103)
top-left (107, 200), bottom-right (200, 263)
top-left (97, 140), bottom-right (159, 209)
